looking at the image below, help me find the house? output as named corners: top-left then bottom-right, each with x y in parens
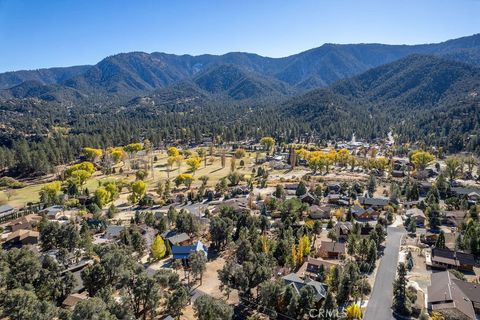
top-left (231, 186), bottom-right (250, 195)
top-left (443, 211), bottom-right (466, 227)
top-left (309, 205), bottom-right (331, 220)
top-left (335, 222), bottom-right (353, 241)
top-left (282, 273), bottom-right (326, 302)
top-left (326, 194), bottom-right (349, 206)
top-left (427, 271), bottom-right (480, 320)
top-left (326, 184), bottom-right (341, 194)
top-left (2, 229), bottom-right (39, 249)
top-left (162, 231), bottom-right (191, 246)
top-left (104, 225), bottom-right (124, 239)
top-left (418, 182), bottom-right (432, 197)
top-left (406, 208), bottom-right (426, 227)
top-left (350, 204), bottom-right (365, 216)
top-left (468, 192), bottom-right (480, 202)
top-left (0, 204), bottom-right (17, 222)
top-left (62, 292), bottom-right (88, 309)
top-left (391, 170), bottom-right (405, 178)
top-left (319, 241), bottom-right (346, 259)
top-left (403, 200), bottom-right (421, 210)
top-left (358, 196), bottom-right (389, 209)
top-left (300, 192), bottom-right (318, 205)
top-left (284, 184), bottom-right (299, 196)
top-left (211, 198), bottom-right (249, 215)
top-left (450, 187), bottom-right (480, 201)
top-left (172, 241), bottom-right (208, 263)
top-left (284, 184), bottom-right (299, 191)
top-left (62, 259), bottom-right (94, 293)
top-left (6, 214), bottom-right (42, 232)
top-left (351, 205), bottom-right (380, 220)
top-left (299, 257), bottom-right (337, 279)
top-left (41, 205), bottom-right (69, 220)
top-left (429, 248), bottom-right (476, 271)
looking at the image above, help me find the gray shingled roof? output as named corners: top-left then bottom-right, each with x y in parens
top-left (428, 271), bottom-right (480, 320)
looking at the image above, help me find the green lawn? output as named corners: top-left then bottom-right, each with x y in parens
top-left (1, 151), bottom-right (260, 208)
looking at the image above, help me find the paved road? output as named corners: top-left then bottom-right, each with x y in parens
top-left (363, 226), bottom-right (406, 320)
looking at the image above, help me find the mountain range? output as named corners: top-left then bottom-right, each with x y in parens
top-left (1, 33), bottom-right (480, 175)
top-left (1, 33), bottom-right (480, 103)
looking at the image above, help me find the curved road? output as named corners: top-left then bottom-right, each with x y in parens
top-left (363, 226), bottom-right (406, 320)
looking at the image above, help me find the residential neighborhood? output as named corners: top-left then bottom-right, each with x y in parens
top-left (1, 137), bottom-right (479, 319)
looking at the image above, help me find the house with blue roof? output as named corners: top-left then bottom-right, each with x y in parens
top-left (171, 241), bottom-right (208, 265)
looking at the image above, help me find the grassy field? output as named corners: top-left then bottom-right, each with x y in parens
top-left (1, 151), bottom-right (261, 208)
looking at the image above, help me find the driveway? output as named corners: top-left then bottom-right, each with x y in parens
top-left (363, 226), bottom-right (406, 320)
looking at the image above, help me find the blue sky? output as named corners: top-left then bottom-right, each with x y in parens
top-left (0, 0), bottom-right (479, 72)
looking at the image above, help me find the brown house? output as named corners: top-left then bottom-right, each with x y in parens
top-left (428, 271), bottom-right (480, 320)
top-left (443, 211), bottom-right (466, 228)
top-left (358, 196), bottom-right (389, 209)
top-left (299, 192), bottom-right (318, 205)
top-left (406, 208), bottom-right (426, 227)
top-left (309, 205), bottom-right (331, 220)
top-left (62, 292), bottom-right (88, 309)
top-left (2, 229), bottom-right (39, 249)
top-left (319, 241), bottom-right (346, 259)
top-left (6, 214), bottom-right (42, 232)
top-left (430, 248), bottom-right (476, 271)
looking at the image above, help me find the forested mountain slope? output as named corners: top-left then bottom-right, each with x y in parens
top-left (1, 34), bottom-right (480, 103)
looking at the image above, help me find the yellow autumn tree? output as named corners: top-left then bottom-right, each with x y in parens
top-left (297, 239), bottom-right (304, 266)
top-left (186, 156), bottom-right (201, 175)
top-left (260, 234), bottom-right (270, 253)
top-left (334, 208), bottom-right (345, 220)
top-left (290, 244), bottom-right (297, 268)
top-left (301, 235), bottom-right (311, 256)
top-left (346, 303), bottom-right (362, 319)
top-left (151, 235), bottom-right (167, 260)
top-left (337, 148), bottom-right (350, 167)
top-left (108, 147), bottom-right (126, 163)
top-left (83, 147), bottom-right (103, 162)
top-left (167, 146), bottom-right (180, 157)
top-left (411, 150), bottom-right (435, 171)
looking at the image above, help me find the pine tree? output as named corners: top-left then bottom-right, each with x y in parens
top-left (393, 262), bottom-right (411, 316)
top-left (435, 231), bottom-right (446, 249)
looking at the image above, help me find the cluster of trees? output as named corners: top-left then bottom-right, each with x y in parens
top-left (212, 196), bottom-right (380, 318)
top-left (458, 218), bottom-right (480, 257)
top-left (0, 248), bottom-right (76, 318)
top-left (346, 223), bottom-right (386, 273)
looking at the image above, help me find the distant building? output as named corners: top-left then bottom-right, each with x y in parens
top-left (62, 292), bottom-right (88, 309)
top-left (299, 192), bottom-right (318, 205)
top-left (358, 196), bottom-right (389, 209)
top-left (5, 214), bottom-right (42, 232)
top-left (0, 204), bottom-right (17, 222)
top-left (350, 205), bottom-right (380, 220)
top-left (2, 229), bottom-right (39, 249)
top-left (308, 205), bottom-right (331, 220)
top-left (104, 225), bottom-right (124, 240)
